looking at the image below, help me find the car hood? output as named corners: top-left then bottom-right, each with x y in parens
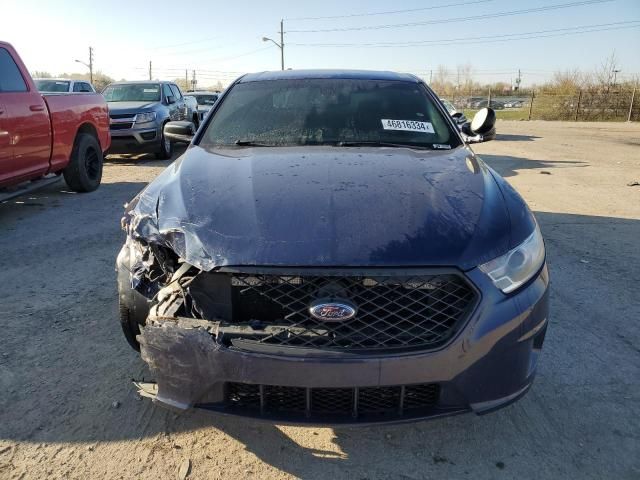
top-left (107, 101), bottom-right (160, 114)
top-left (125, 145), bottom-right (514, 271)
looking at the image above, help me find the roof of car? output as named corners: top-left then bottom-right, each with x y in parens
top-left (108, 80), bottom-right (169, 85)
top-left (187, 91), bottom-right (219, 95)
top-left (239, 69), bottom-right (421, 83)
top-left (34, 78), bottom-right (76, 82)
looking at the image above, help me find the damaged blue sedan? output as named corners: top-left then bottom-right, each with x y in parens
top-left (117, 70), bottom-right (549, 424)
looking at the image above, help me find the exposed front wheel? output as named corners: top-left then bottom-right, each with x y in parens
top-left (155, 127), bottom-right (173, 160)
top-left (119, 301), bottom-right (141, 351)
top-left (63, 133), bottom-right (103, 192)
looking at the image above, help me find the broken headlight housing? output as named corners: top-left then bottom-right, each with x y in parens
top-left (479, 223), bottom-right (545, 294)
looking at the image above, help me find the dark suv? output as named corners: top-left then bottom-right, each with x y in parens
top-left (103, 81), bottom-right (188, 159)
top-left (117, 70), bottom-right (549, 425)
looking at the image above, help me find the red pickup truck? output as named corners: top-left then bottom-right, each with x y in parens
top-left (0, 41), bottom-right (110, 199)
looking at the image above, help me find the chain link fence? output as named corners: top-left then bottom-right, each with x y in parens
top-left (445, 88), bottom-right (639, 122)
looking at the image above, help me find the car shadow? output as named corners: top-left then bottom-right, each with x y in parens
top-left (105, 144), bottom-right (187, 166)
top-left (478, 154), bottom-right (588, 178)
top-left (496, 133), bottom-right (541, 142)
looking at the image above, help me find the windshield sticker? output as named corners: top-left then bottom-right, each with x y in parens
top-left (381, 119), bottom-right (434, 133)
top-left (433, 144), bottom-right (452, 149)
top-left (143, 88), bottom-right (159, 93)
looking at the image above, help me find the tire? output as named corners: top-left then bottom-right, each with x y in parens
top-left (119, 301), bottom-right (141, 351)
top-left (155, 125), bottom-right (173, 160)
top-left (62, 133), bottom-right (103, 192)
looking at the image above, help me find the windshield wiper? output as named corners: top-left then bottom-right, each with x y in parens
top-left (234, 140), bottom-right (274, 147)
top-left (336, 141), bottom-right (429, 149)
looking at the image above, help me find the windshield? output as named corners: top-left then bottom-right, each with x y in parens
top-left (441, 99), bottom-right (456, 114)
top-left (200, 79), bottom-right (460, 150)
top-left (194, 94), bottom-right (218, 105)
top-left (102, 83), bottom-right (161, 102)
top-left (35, 80), bottom-right (70, 92)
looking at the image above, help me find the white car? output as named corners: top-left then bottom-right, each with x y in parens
top-left (186, 91), bottom-right (220, 122)
top-left (34, 78), bottom-right (95, 93)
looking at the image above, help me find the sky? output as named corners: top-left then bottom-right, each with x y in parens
top-left (3, 0), bottom-right (640, 88)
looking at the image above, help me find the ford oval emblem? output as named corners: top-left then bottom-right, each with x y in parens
top-left (309, 299), bottom-right (357, 322)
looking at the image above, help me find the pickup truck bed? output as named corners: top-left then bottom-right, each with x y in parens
top-left (0, 41), bottom-right (110, 195)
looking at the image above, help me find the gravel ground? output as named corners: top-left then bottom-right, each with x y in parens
top-left (0, 121), bottom-right (639, 480)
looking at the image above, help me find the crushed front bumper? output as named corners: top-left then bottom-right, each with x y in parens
top-left (134, 265), bottom-right (549, 424)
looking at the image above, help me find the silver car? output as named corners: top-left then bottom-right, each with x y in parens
top-left (186, 91), bottom-right (220, 123)
top-left (34, 78), bottom-right (96, 93)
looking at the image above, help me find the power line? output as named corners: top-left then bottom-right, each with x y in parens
top-left (286, 0), bottom-right (492, 21)
top-left (286, 0), bottom-right (613, 33)
top-left (289, 20), bottom-right (640, 47)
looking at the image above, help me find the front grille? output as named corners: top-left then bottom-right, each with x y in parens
top-left (109, 113), bottom-right (135, 119)
top-left (110, 123), bottom-right (133, 130)
top-left (226, 272), bottom-right (477, 352)
top-left (225, 382), bottom-right (440, 421)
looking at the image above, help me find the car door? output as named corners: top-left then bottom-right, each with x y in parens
top-left (170, 84), bottom-right (186, 120)
top-left (0, 47), bottom-right (51, 184)
top-left (0, 99), bottom-right (11, 180)
top-left (163, 83), bottom-right (179, 121)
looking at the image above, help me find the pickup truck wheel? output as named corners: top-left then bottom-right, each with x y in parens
top-left (63, 133), bottom-right (103, 192)
top-left (155, 128), bottom-right (173, 160)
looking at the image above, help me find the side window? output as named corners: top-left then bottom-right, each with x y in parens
top-left (82, 83), bottom-right (93, 92)
top-left (170, 84), bottom-right (183, 100)
top-left (0, 48), bottom-right (28, 92)
top-left (163, 84), bottom-right (174, 101)
top-left (73, 82), bottom-right (83, 92)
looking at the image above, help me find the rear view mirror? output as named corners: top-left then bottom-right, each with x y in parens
top-left (164, 121), bottom-right (195, 144)
top-left (166, 95), bottom-right (175, 104)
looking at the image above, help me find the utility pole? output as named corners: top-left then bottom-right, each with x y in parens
top-left (149, 61), bottom-right (152, 80)
top-left (280, 19), bottom-right (285, 70)
top-left (191, 70), bottom-right (197, 91)
top-left (88, 47), bottom-right (94, 84)
top-left (262, 21), bottom-right (285, 70)
top-left (429, 69), bottom-right (433, 84)
top-left (75, 48), bottom-right (94, 84)
top-left (185, 69), bottom-right (189, 91)
top-left (515, 68), bottom-right (522, 91)
top-left (612, 69), bottom-right (621, 88)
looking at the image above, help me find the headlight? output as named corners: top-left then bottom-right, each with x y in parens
top-left (479, 223), bottom-right (545, 293)
top-left (135, 112), bottom-right (156, 124)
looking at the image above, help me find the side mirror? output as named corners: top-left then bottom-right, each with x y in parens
top-left (164, 121), bottom-right (195, 144)
top-left (471, 107), bottom-right (496, 134)
top-left (166, 95), bottom-right (175, 104)
top-left (461, 108), bottom-right (496, 143)
top-left (451, 112), bottom-right (467, 125)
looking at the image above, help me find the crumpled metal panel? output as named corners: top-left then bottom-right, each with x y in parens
top-left (123, 145), bottom-right (517, 271)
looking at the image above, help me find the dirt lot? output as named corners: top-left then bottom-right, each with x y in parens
top-left (1, 121), bottom-right (639, 480)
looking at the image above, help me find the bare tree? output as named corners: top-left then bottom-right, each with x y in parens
top-left (32, 70), bottom-right (52, 78)
top-left (594, 51), bottom-right (619, 92)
